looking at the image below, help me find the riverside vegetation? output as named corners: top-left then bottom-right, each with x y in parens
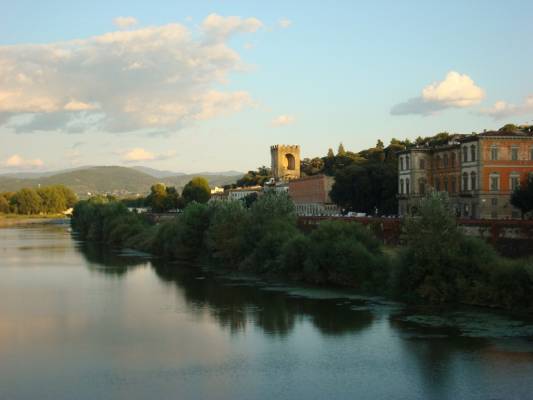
top-left (0, 185), bottom-right (77, 216)
top-left (72, 191), bottom-right (533, 312)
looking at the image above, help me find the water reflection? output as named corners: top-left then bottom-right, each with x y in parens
top-left (151, 263), bottom-right (373, 337)
top-left (76, 242), bottom-right (149, 276)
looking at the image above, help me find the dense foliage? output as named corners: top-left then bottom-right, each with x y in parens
top-left (145, 183), bottom-right (184, 212)
top-left (395, 192), bottom-right (533, 310)
top-left (236, 166), bottom-right (272, 187)
top-left (182, 177), bottom-right (211, 204)
top-left (0, 185), bottom-right (77, 215)
top-left (72, 191), bottom-right (533, 312)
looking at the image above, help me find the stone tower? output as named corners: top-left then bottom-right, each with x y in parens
top-left (270, 144), bottom-right (301, 181)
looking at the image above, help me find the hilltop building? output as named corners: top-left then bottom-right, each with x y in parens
top-left (270, 145), bottom-right (301, 181)
top-left (398, 128), bottom-right (533, 219)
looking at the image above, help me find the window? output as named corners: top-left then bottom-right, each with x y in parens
top-left (470, 172), bottom-right (476, 191)
top-left (451, 153), bottom-right (456, 167)
top-left (435, 155), bottom-right (441, 169)
top-left (443, 154), bottom-right (449, 168)
top-left (451, 176), bottom-right (457, 193)
top-left (530, 147), bottom-right (533, 160)
top-left (400, 179), bottom-right (404, 194)
top-left (491, 198), bottom-right (498, 207)
top-left (510, 174), bottom-right (520, 191)
top-left (470, 145), bottom-right (476, 162)
top-left (400, 157), bottom-right (404, 171)
top-left (418, 179), bottom-right (425, 195)
top-left (435, 177), bottom-right (441, 191)
top-left (444, 176), bottom-right (449, 192)
top-left (511, 147), bottom-right (519, 161)
top-left (419, 159), bottom-right (425, 170)
top-left (406, 156), bottom-right (410, 169)
top-left (405, 178), bottom-right (410, 194)
top-left (463, 172), bottom-right (469, 191)
top-left (490, 146), bottom-right (499, 161)
top-left (463, 146), bottom-right (468, 163)
top-left (490, 173), bottom-right (500, 191)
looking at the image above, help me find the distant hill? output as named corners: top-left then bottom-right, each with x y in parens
top-left (132, 166), bottom-right (185, 178)
top-left (0, 166), bottom-right (239, 198)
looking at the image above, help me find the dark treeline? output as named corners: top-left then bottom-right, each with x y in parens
top-left (72, 192), bottom-right (533, 312)
top-left (0, 185), bottom-right (77, 215)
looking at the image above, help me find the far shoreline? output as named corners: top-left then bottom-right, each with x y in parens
top-left (0, 214), bottom-right (69, 227)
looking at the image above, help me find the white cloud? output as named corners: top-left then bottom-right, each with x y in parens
top-left (2, 154), bottom-right (44, 169)
top-left (122, 148), bottom-right (176, 163)
top-left (391, 71), bottom-right (485, 115)
top-left (272, 115), bottom-right (295, 126)
top-left (479, 95), bottom-right (533, 120)
top-left (278, 18), bottom-right (292, 29)
top-left (202, 13), bottom-right (263, 41)
top-left (0, 14), bottom-right (262, 134)
top-left (113, 16), bottom-right (138, 29)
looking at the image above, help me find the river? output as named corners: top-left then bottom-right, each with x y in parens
top-left (1, 224), bottom-right (533, 399)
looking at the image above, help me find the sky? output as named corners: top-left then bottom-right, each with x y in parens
top-left (1, 0), bottom-right (532, 174)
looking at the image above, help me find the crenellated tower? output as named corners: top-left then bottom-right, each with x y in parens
top-left (270, 144), bottom-right (301, 181)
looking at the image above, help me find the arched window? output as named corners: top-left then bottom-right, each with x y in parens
top-left (463, 146), bottom-right (468, 162)
top-left (451, 152), bottom-right (456, 167)
top-left (470, 145), bottom-right (476, 162)
top-left (463, 172), bottom-right (469, 191)
top-left (443, 154), bottom-right (449, 168)
top-left (451, 176), bottom-right (457, 193)
top-left (470, 172), bottom-right (476, 191)
top-left (418, 178), bottom-right (425, 195)
top-left (435, 177), bottom-right (441, 191)
top-left (400, 179), bottom-right (404, 194)
top-left (405, 178), bottom-right (410, 194)
top-left (285, 154), bottom-right (296, 170)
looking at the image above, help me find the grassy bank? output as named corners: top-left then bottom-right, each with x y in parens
top-left (71, 193), bottom-right (533, 313)
top-left (0, 213), bottom-right (67, 227)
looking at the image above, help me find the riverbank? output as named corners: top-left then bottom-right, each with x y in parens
top-left (0, 214), bottom-right (68, 227)
top-left (71, 193), bottom-right (533, 314)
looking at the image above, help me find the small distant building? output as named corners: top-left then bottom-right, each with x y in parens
top-left (210, 186), bottom-right (224, 194)
top-left (208, 192), bottom-right (228, 203)
top-left (227, 186), bottom-right (263, 201)
top-left (288, 174), bottom-right (340, 216)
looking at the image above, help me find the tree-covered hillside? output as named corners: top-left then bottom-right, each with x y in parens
top-left (0, 166), bottom-right (237, 198)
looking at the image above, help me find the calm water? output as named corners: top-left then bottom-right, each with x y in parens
top-left (1, 225), bottom-right (533, 400)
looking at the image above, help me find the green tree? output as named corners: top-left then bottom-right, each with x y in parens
top-left (146, 183), bottom-right (168, 212)
top-left (236, 166), bottom-right (272, 187)
top-left (337, 142), bottom-right (346, 156)
top-left (182, 177), bottom-right (211, 204)
top-left (330, 162), bottom-right (397, 215)
top-left (0, 195), bottom-right (10, 213)
top-left (11, 188), bottom-right (43, 215)
top-left (510, 175), bottom-right (533, 219)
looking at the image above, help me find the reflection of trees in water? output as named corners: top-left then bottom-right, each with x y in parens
top-left (153, 263), bottom-right (374, 337)
top-left (76, 241), bottom-right (148, 276)
top-left (390, 311), bottom-right (491, 399)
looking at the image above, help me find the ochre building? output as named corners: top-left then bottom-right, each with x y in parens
top-left (398, 129), bottom-right (533, 219)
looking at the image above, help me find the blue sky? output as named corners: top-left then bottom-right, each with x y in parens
top-left (1, 0), bottom-right (532, 173)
